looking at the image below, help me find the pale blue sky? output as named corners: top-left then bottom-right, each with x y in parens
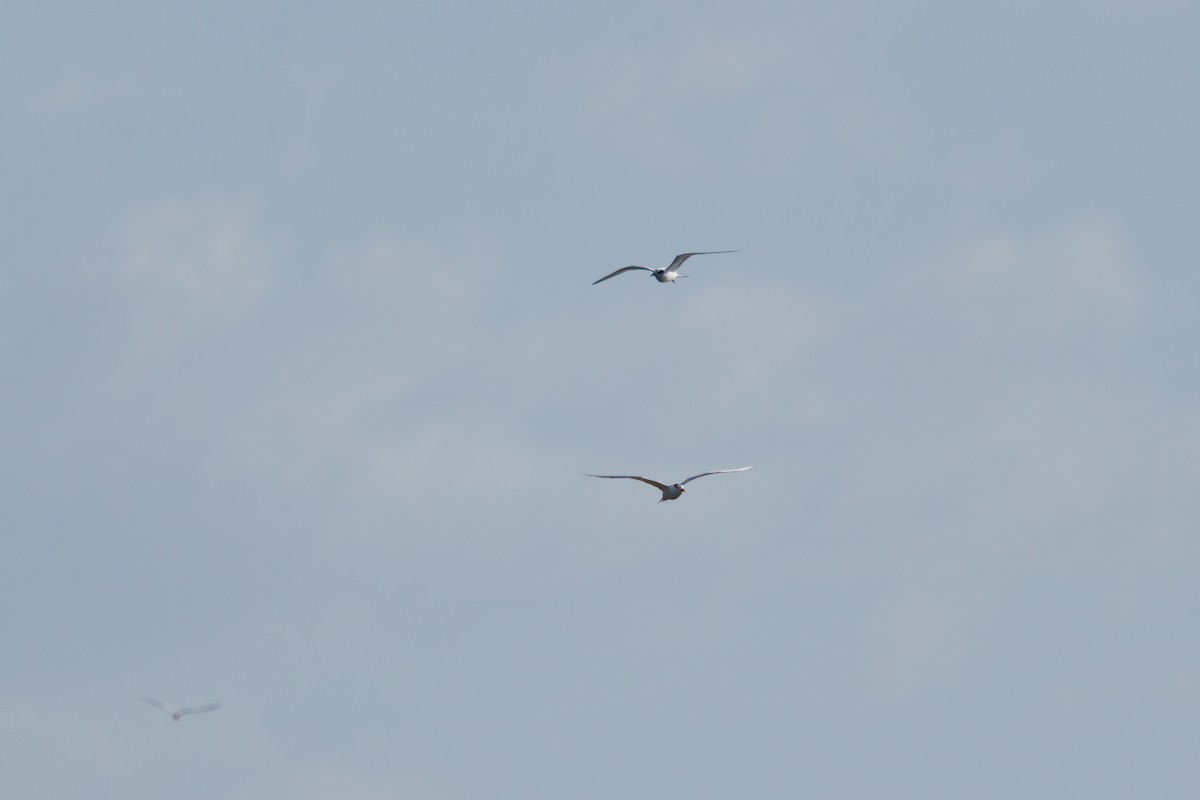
top-left (3, 2), bottom-right (1198, 798)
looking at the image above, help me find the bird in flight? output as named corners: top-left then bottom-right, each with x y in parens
top-left (585, 467), bottom-right (752, 502)
top-left (591, 250), bottom-right (737, 285)
top-left (142, 695), bottom-right (221, 722)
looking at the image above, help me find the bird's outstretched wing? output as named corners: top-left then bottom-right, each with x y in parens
top-left (142, 695), bottom-right (173, 713)
top-left (666, 250), bottom-right (738, 272)
top-left (180, 702), bottom-right (221, 716)
top-left (585, 474), bottom-right (671, 492)
top-left (679, 466), bottom-right (752, 486)
top-left (592, 266), bottom-right (652, 285)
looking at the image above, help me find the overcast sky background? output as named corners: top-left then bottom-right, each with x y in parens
top-left (3, 2), bottom-right (1199, 797)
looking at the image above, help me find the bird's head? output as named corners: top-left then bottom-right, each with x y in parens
top-left (674, 484), bottom-right (685, 492)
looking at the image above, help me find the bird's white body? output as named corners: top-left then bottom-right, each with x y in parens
top-left (586, 467), bottom-right (752, 502)
top-left (658, 483), bottom-right (686, 500)
top-left (592, 251), bottom-right (737, 286)
top-left (651, 266), bottom-right (685, 283)
top-left (142, 695), bottom-right (220, 722)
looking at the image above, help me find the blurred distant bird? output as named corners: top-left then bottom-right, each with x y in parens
top-left (142, 695), bottom-right (221, 722)
top-left (591, 251), bottom-right (737, 285)
top-left (585, 467), bottom-right (752, 502)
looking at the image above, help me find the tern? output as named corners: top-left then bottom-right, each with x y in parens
top-left (142, 695), bottom-right (221, 722)
top-left (591, 250), bottom-right (737, 285)
top-left (586, 467), bottom-right (752, 502)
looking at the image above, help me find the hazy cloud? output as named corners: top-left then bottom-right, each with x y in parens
top-left (566, 7), bottom-right (909, 179)
top-left (25, 70), bottom-right (130, 117)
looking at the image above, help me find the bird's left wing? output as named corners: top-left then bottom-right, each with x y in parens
top-left (666, 250), bottom-right (738, 272)
top-left (585, 474), bottom-right (670, 492)
top-left (141, 695), bottom-right (172, 713)
top-left (180, 702), bottom-right (221, 716)
top-left (592, 266), bottom-right (651, 285)
top-left (679, 466), bottom-right (752, 486)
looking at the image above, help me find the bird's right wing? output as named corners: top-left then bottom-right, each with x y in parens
top-left (679, 466), bottom-right (753, 486)
top-left (180, 702), bottom-right (221, 716)
top-left (142, 695), bottom-right (172, 713)
top-left (592, 266), bottom-right (651, 285)
top-left (585, 474), bottom-right (670, 492)
top-left (666, 250), bottom-right (738, 272)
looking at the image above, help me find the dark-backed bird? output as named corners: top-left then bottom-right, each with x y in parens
top-left (585, 467), bottom-right (752, 502)
top-left (591, 250), bottom-right (736, 285)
